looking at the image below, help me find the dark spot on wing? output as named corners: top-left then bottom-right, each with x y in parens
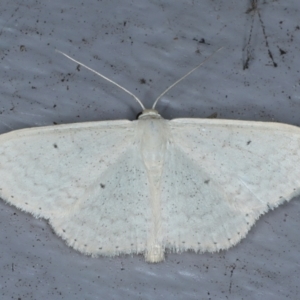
top-left (100, 183), bottom-right (105, 189)
top-left (247, 140), bottom-right (251, 145)
top-left (139, 78), bottom-right (146, 84)
top-left (53, 143), bottom-right (58, 148)
top-left (204, 179), bottom-right (210, 184)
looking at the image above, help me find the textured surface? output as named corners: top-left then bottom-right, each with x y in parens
top-left (1, 112), bottom-right (299, 262)
top-left (1, 0), bottom-right (300, 298)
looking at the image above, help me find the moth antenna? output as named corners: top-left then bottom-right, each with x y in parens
top-left (56, 50), bottom-right (146, 110)
top-left (152, 47), bottom-right (223, 109)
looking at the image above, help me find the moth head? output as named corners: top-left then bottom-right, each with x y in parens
top-left (138, 109), bottom-right (161, 120)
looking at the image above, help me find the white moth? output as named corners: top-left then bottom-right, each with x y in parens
top-left (0, 50), bottom-right (299, 263)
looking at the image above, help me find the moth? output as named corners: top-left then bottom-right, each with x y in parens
top-left (0, 49), bottom-right (299, 262)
